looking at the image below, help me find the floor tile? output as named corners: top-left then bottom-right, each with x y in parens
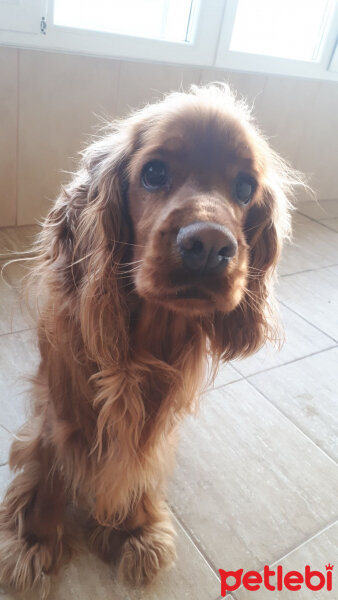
top-left (278, 217), bottom-right (338, 276)
top-left (0, 463), bottom-right (13, 502)
top-left (127, 517), bottom-right (220, 600)
top-left (233, 304), bottom-right (333, 377)
top-left (0, 329), bottom-right (39, 433)
top-left (297, 199), bottom-right (338, 221)
top-left (0, 225), bottom-right (39, 260)
top-left (0, 518), bottom-right (220, 600)
top-left (169, 380), bottom-right (338, 573)
top-left (0, 262), bottom-right (33, 335)
top-left (320, 217), bottom-right (338, 233)
top-left (0, 218), bottom-right (337, 600)
top-left (277, 265), bottom-right (338, 341)
top-left (293, 211), bottom-right (314, 224)
top-left (235, 521), bottom-right (338, 599)
top-left (0, 257), bottom-right (32, 289)
top-left (0, 425), bottom-right (12, 465)
top-left (210, 362), bottom-right (242, 389)
top-left (249, 347), bottom-right (338, 463)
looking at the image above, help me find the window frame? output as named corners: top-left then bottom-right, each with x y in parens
top-left (215, 0), bottom-right (338, 81)
top-left (0, 0), bottom-right (337, 81)
top-left (0, 0), bottom-right (44, 34)
top-left (0, 0), bottom-right (225, 67)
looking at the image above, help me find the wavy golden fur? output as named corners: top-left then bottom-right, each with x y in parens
top-left (0, 83), bottom-right (303, 594)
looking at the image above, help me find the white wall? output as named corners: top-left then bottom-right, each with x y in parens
top-left (1, 47), bottom-right (337, 226)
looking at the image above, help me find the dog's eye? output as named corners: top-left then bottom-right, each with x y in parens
top-left (234, 174), bottom-right (256, 205)
top-left (141, 160), bottom-right (169, 190)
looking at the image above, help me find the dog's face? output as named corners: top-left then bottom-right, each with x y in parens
top-left (126, 105), bottom-right (267, 315)
top-left (48, 84), bottom-right (295, 360)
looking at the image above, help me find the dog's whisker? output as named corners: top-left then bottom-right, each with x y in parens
top-left (111, 240), bottom-right (148, 249)
top-left (247, 266), bottom-right (266, 275)
top-left (116, 260), bottom-right (144, 270)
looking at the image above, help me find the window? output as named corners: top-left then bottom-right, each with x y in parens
top-left (53, 0), bottom-right (194, 43)
top-left (0, 0), bottom-right (43, 34)
top-left (0, 0), bottom-right (337, 81)
top-left (230, 0), bottom-right (335, 62)
top-left (216, 0), bottom-right (338, 79)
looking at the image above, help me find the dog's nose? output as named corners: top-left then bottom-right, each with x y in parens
top-left (177, 222), bottom-right (238, 272)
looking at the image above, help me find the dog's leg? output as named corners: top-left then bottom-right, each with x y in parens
top-left (116, 492), bottom-right (176, 586)
top-left (86, 516), bottom-right (128, 563)
top-left (86, 492), bottom-right (176, 585)
top-left (0, 420), bottom-right (70, 595)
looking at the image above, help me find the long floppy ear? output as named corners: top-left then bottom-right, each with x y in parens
top-left (33, 124), bottom-right (139, 368)
top-left (212, 158), bottom-right (296, 362)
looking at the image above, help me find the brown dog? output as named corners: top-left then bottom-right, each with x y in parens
top-left (0, 83), bottom-right (302, 595)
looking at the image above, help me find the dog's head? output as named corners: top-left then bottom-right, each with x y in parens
top-left (126, 87), bottom-right (286, 318)
top-left (44, 84), bottom-right (302, 362)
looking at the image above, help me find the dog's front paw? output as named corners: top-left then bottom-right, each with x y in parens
top-left (117, 521), bottom-right (176, 586)
top-left (0, 527), bottom-right (52, 597)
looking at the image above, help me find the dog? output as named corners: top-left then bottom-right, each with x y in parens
top-left (0, 83), bottom-right (301, 594)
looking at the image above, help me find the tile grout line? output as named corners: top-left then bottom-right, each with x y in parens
top-left (232, 519), bottom-right (338, 600)
top-left (296, 210), bottom-right (338, 233)
top-left (289, 75), bottom-right (320, 171)
top-left (15, 49), bottom-right (20, 226)
top-left (265, 517), bottom-right (338, 570)
top-left (280, 261), bottom-right (338, 278)
top-left (231, 343), bottom-right (338, 380)
top-left (0, 423), bottom-right (14, 436)
top-left (115, 59), bottom-right (122, 115)
top-left (229, 356), bottom-right (338, 468)
top-left (171, 507), bottom-right (228, 600)
top-left (0, 326), bottom-right (34, 338)
top-left (1, 257), bottom-right (36, 338)
top-left (170, 504), bottom-right (221, 579)
top-left (246, 377), bottom-right (338, 467)
top-left (211, 376), bottom-right (243, 391)
top-left (212, 343), bottom-right (337, 389)
top-left (277, 299), bottom-right (338, 344)
top-left (230, 517), bottom-right (338, 598)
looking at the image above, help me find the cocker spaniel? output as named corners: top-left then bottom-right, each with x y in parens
top-left (0, 83), bottom-right (301, 594)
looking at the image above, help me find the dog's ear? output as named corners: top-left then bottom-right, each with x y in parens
top-left (212, 176), bottom-right (291, 362)
top-left (35, 125), bottom-right (139, 367)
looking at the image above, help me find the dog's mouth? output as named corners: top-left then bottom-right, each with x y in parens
top-left (152, 286), bottom-right (213, 313)
top-left (135, 265), bottom-right (240, 312)
top-left (139, 280), bottom-right (242, 315)
top-left (170, 287), bottom-right (210, 300)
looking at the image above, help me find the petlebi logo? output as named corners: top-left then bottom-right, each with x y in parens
top-left (219, 564), bottom-right (334, 596)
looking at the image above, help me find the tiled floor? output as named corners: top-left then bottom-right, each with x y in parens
top-left (0, 202), bottom-right (337, 599)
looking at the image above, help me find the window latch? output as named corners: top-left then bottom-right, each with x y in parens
top-left (40, 16), bottom-right (47, 35)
